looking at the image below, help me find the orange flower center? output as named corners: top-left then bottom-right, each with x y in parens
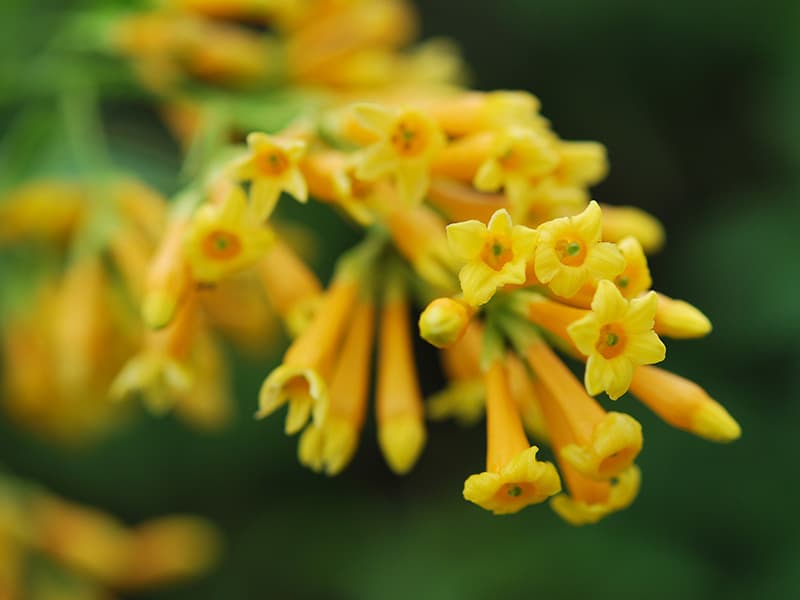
top-left (494, 482), bottom-right (537, 504)
top-left (390, 115), bottom-right (429, 157)
top-left (480, 236), bottom-right (513, 271)
top-left (556, 238), bottom-right (586, 266)
top-left (597, 446), bottom-right (637, 478)
top-left (256, 148), bottom-right (290, 176)
top-left (596, 323), bottom-right (627, 359)
top-left (202, 230), bottom-right (242, 260)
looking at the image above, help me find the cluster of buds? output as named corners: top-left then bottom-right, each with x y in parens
top-left (0, 469), bottom-right (219, 599)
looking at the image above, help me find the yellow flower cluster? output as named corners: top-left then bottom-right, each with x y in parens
top-left (0, 470), bottom-right (218, 598)
top-left (0, 0), bottom-right (738, 531)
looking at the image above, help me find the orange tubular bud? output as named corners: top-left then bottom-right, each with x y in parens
top-left (630, 366), bottom-right (740, 442)
top-left (431, 131), bottom-right (496, 181)
top-left (376, 279), bottom-right (426, 474)
top-left (142, 218), bottom-right (192, 330)
top-left (257, 239), bottom-right (322, 336)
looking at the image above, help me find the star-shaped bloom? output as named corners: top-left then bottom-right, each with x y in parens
top-left (446, 209), bottom-right (538, 306)
top-left (568, 280), bottom-right (666, 399)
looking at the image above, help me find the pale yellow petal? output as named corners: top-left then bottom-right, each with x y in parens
top-left (625, 331), bottom-right (666, 365)
top-left (591, 280), bottom-right (629, 323)
top-left (282, 168), bottom-right (308, 203)
top-left (459, 261), bottom-right (500, 306)
top-left (585, 242), bottom-right (625, 280)
top-left (446, 220), bottom-right (487, 260)
top-left (567, 315), bottom-right (601, 356)
top-left (572, 200), bottom-right (603, 241)
top-left (624, 291), bottom-right (658, 332)
top-left (533, 247), bottom-right (561, 283)
top-left (548, 265), bottom-right (588, 298)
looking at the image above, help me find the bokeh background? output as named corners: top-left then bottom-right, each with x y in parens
top-left (1, 0), bottom-right (799, 598)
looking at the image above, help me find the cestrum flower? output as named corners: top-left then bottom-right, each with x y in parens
top-left (353, 103), bottom-right (446, 206)
top-left (183, 185), bottom-right (275, 284)
top-left (446, 209), bottom-right (538, 306)
top-left (534, 200), bottom-right (624, 298)
top-left (232, 132), bottom-right (308, 220)
top-left (568, 280), bottom-right (666, 399)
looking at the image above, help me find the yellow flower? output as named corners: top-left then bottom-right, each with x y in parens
top-left (534, 200), bottom-right (625, 298)
top-left (352, 103), bottom-right (445, 206)
top-left (298, 297), bottom-right (374, 475)
top-left (550, 465), bottom-right (641, 526)
top-left (183, 185), bottom-right (274, 284)
top-left (473, 127), bottom-right (559, 203)
top-left (111, 295), bottom-right (198, 415)
top-left (257, 272), bottom-right (359, 434)
top-left (526, 374), bottom-right (641, 524)
top-left (568, 280), bottom-right (666, 400)
top-left (520, 334), bottom-right (643, 480)
top-left (257, 240), bottom-right (378, 435)
top-left (233, 132), bottom-right (308, 220)
top-left (446, 208), bottom-right (538, 306)
top-left (463, 360), bottom-right (561, 515)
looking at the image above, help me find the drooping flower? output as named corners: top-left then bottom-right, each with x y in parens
top-left (446, 208), bottom-right (538, 306)
top-left (463, 359), bottom-right (561, 515)
top-left (568, 280), bottom-right (666, 400)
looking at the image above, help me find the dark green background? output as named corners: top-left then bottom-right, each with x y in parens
top-left (1, 1), bottom-right (799, 598)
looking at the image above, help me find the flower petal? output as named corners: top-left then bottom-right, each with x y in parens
top-left (446, 220), bottom-right (487, 260)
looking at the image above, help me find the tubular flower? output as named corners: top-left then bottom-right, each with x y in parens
top-left (256, 236), bottom-right (382, 435)
top-left (534, 201), bottom-right (625, 298)
top-left (568, 280), bottom-right (666, 400)
top-left (184, 184), bottom-right (275, 284)
top-left (463, 360), bottom-right (561, 515)
top-left (299, 294), bottom-right (375, 475)
top-left (351, 104), bottom-right (446, 206)
top-left (520, 334), bottom-right (643, 481)
top-left (446, 209), bottom-right (538, 306)
top-left (528, 376), bottom-right (641, 525)
top-left (376, 272), bottom-right (427, 474)
top-left (232, 132), bottom-right (308, 220)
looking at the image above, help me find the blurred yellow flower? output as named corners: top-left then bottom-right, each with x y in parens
top-left (233, 132), bottom-right (308, 220)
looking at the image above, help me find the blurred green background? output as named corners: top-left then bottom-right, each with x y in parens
top-left (1, 0), bottom-right (799, 598)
